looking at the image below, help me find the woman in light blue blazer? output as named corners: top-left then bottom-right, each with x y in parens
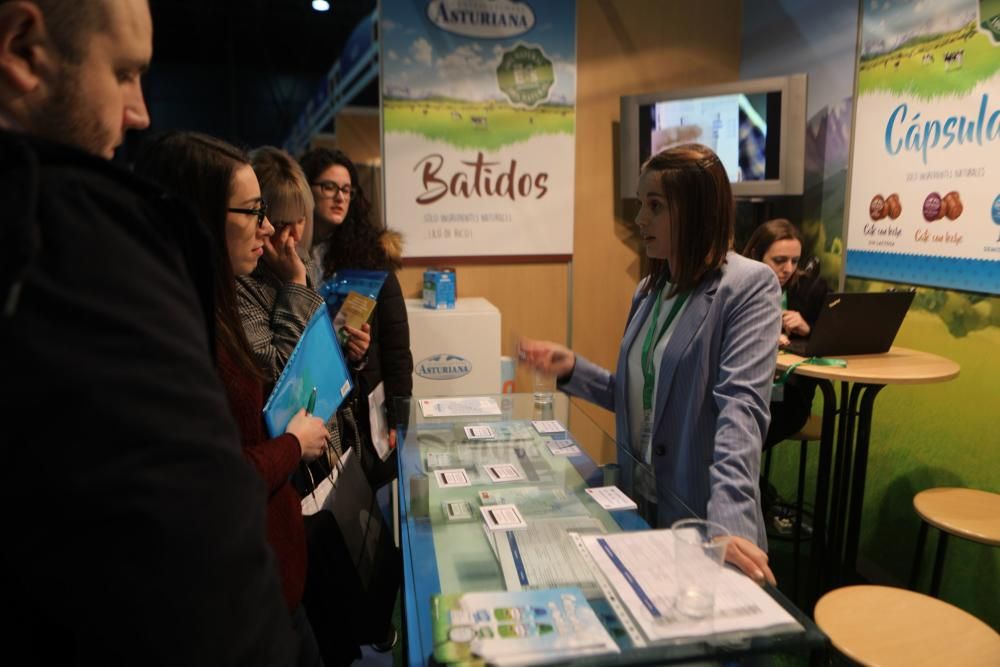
top-left (521, 144), bottom-right (780, 584)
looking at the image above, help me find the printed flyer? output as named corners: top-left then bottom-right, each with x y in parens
top-left (380, 0), bottom-right (576, 257)
top-left (430, 588), bottom-right (618, 666)
top-left (845, 0), bottom-right (1000, 294)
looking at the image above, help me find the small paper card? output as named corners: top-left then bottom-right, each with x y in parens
top-left (545, 438), bottom-right (581, 457)
top-left (443, 500), bottom-right (475, 522)
top-left (435, 468), bottom-right (472, 488)
top-left (426, 452), bottom-right (457, 470)
top-left (531, 420), bottom-right (566, 434)
top-left (480, 503), bottom-right (527, 531)
top-left (464, 425), bottom-right (497, 440)
top-left (419, 397), bottom-right (501, 418)
top-left (484, 463), bottom-right (525, 483)
top-left (585, 486), bottom-right (638, 511)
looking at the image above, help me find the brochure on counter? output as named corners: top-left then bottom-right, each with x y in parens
top-left (419, 396), bottom-right (502, 418)
top-left (576, 529), bottom-right (802, 644)
top-left (431, 588), bottom-right (620, 666)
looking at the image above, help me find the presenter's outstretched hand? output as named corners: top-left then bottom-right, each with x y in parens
top-left (518, 337), bottom-right (576, 380)
top-left (287, 408), bottom-right (328, 462)
top-left (262, 224), bottom-right (307, 286)
top-left (723, 536), bottom-right (776, 586)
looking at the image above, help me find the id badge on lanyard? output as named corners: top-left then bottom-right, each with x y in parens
top-left (640, 408), bottom-right (654, 463)
top-left (639, 286), bottom-right (689, 464)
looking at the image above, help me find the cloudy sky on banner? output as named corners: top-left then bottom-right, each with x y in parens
top-left (381, 1), bottom-right (576, 102)
top-left (862, 0), bottom-right (978, 53)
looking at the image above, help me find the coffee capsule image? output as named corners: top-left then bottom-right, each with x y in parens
top-left (869, 194), bottom-right (887, 220)
top-left (886, 193), bottom-right (902, 219)
top-left (923, 192), bottom-right (943, 222)
top-left (942, 191), bottom-right (963, 220)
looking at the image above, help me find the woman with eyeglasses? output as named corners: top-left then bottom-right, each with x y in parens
top-left (236, 146), bottom-right (370, 383)
top-left (300, 148), bottom-right (413, 488)
top-left (135, 131), bottom-right (330, 667)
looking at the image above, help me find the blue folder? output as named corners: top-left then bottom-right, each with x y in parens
top-left (262, 307), bottom-right (353, 437)
top-left (318, 269), bottom-right (388, 318)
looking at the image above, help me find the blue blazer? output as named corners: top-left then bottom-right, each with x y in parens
top-left (561, 252), bottom-right (780, 546)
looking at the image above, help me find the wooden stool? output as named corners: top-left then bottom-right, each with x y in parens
top-left (762, 414), bottom-right (822, 602)
top-left (909, 487), bottom-right (1000, 597)
top-left (815, 585), bottom-right (1000, 666)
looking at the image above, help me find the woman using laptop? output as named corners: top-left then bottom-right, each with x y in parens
top-left (521, 144), bottom-right (780, 585)
top-left (742, 219), bottom-right (829, 447)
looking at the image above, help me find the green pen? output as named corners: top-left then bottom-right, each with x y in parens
top-left (305, 386), bottom-right (318, 415)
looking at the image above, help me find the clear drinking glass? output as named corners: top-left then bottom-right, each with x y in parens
top-left (672, 518), bottom-right (730, 618)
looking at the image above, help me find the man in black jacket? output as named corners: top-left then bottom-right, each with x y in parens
top-left (0, 1), bottom-right (297, 663)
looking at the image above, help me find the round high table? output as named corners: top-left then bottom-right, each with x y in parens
top-left (775, 346), bottom-right (960, 600)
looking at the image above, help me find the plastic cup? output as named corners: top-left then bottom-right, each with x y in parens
top-left (532, 368), bottom-right (554, 405)
top-left (672, 518), bottom-right (730, 618)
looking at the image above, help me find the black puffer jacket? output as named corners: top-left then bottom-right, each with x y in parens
top-left (0, 131), bottom-right (297, 665)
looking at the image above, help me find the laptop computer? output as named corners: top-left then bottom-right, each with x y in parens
top-left (781, 290), bottom-right (915, 357)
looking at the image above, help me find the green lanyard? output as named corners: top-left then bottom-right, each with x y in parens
top-left (641, 287), bottom-right (690, 410)
top-left (774, 356), bottom-right (847, 386)
top-left (781, 290), bottom-right (788, 311)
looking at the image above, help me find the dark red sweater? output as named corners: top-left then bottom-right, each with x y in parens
top-left (216, 343), bottom-right (306, 610)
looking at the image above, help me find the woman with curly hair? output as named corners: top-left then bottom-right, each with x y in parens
top-left (300, 147), bottom-right (412, 481)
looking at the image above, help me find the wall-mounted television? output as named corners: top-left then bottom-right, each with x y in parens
top-left (620, 74), bottom-right (807, 199)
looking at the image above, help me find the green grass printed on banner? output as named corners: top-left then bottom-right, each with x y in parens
top-left (384, 98), bottom-right (574, 150)
top-left (858, 22), bottom-right (1000, 98)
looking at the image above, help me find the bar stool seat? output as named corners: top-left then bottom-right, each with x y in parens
top-left (914, 487), bottom-right (1000, 546)
top-left (910, 487), bottom-right (1000, 596)
top-left (790, 414), bottom-right (822, 442)
top-left (815, 585), bottom-right (1000, 666)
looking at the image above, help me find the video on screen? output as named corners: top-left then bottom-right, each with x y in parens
top-left (638, 92), bottom-right (781, 184)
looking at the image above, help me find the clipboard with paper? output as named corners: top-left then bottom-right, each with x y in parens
top-left (262, 307), bottom-right (353, 437)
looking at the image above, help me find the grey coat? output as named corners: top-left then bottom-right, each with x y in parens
top-left (561, 252), bottom-right (780, 546)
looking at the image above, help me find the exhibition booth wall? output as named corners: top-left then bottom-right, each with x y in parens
top-left (742, 0), bottom-right (999, 628)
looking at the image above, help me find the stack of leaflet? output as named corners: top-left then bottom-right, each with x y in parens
top-left (431, 588), bottom-right (619, 666)
top-left (262, 307), bottom-right (353, 437)
top-left (574, 529), bottom-right (803, 646)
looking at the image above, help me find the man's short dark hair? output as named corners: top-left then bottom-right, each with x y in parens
top-left (1, 0), bottom-right (110, 63)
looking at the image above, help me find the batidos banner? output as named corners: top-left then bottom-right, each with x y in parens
top-left (380, 0), bottom-right (576, 257)
top-left (845, 0), bottom-right (1000, 294)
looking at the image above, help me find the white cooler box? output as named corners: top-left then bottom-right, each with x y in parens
top-left (406, 298), bottom-right (501, 396)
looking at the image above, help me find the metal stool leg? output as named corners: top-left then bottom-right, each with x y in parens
top-left (910, 520), bottom-right (929, 589)
top-left (792, 438), bottom-right (808, 604)
top-left (929, 532), bottom-right (949, 597)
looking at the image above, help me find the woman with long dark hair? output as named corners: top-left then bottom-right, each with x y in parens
top-left (136, 131), bottom-right (329, 667)
top-left (521, 144), bottom-right (780, 585)
top-left (742, 218), bottom-right (829, 446)
top-left (300, 148), bottom-right (412, 474)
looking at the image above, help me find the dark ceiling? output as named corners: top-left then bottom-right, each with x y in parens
top-left (139, 0), bottom-right (378, 149)
top-left (149, 0), bottom-right (376, 76)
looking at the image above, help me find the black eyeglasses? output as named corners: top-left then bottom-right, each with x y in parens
top-left (311, 181), bottom-right (352, 198)
top-left (227, 200), bottom-right (269, 227)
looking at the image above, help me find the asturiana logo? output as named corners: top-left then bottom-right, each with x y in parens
top-left (884, 93), bottom-right (1000, 165)
top-left (416, 353), bottom-right (472, 380)
top-left (427, 0), bottom-right (535, 39)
